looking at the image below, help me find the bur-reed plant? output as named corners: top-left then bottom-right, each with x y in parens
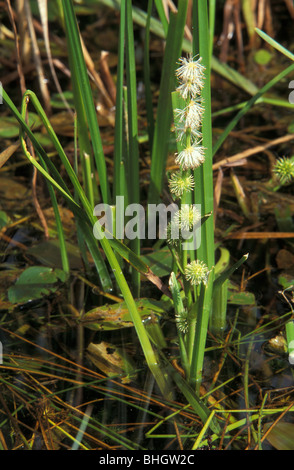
top-left (166, 51), bottom-right (249, 396)
top-left (6, 0), bottom-right (294, 438)
top-left (164, 3), bottom-right (247, 398)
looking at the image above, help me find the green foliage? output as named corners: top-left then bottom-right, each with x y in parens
top-left (8, 266), bottom-right (68, 304)
top-left (3, 0), bottom-right (294, 445)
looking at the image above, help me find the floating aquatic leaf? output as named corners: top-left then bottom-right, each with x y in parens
top-left (227, 289), bottom-right (256, 306)
top-left (8, 266), bottom-right (68, 304)
top-left (83, 298), bottom-right (167, 331)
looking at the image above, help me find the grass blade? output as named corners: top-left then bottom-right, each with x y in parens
top-left (113, 0), bottom-right (126, 202)
top-left (148, 0), bottom-right (188, 204)
top-left (61, 0), bottom-right (110, 204)
top-left (255, 28), bottom-right (294, 62)
top-left (163, 360), bottom-right (220, 434)
top-left (193, 0), bottom-right (214, 270)
top-left (143, 0), bottom-right (155, 150)
top-left (125, 0), bottom-right (141, 296)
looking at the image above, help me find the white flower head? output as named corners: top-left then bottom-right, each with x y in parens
top-left (185, 260), bottom-right (209, 286)
top-left (176, 56), bottom-right (205, 84)
top-left (173, 205), bottom-right (201, 232)
top-left (176, 80), bottom-right (204, 100)
top-left (175, 122), bottom-right (202, 145)
top-left (175, 144), bottom-right (205, 170)
top-left (174, 99), bottom-right (204, 144)
top-left (175, 100), bottom-right (204, 129)
top-left (176, 56), bottom-right (205, 100)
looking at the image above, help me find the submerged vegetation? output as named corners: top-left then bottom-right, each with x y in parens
top-left (1, 0), bottom-right (294, 450)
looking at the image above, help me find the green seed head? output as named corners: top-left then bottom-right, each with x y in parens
top-left (175, 310), bottom-right (189, 334)
top-left (184, 260), bottom-right (209, 286)
top-left (273, 157), bottom-right (294, 185)
top-left (168, 171), bottom-right (195, 198)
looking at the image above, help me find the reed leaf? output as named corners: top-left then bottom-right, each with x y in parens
top-left (61, 0), bottom-right (111, 205)
top-left (148, 0), bottom-right (188, 204)
top-left (125, 0), bottom-right (141, 297)
top-left (255, 28), bottom-right (294, 62)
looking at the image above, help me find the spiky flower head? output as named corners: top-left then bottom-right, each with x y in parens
top-left (175, 144), bottom-right (205, 170)
top-left (168, 171), bottom-right (195, 198)
top-left (273, 156), bottom-right (294, 185)
top-left (176, 80), bottom-right (203, 101)
top-left (173, 205), bottom-right (201, 232)
top-left (174, 100), bottom-right (204, 144)
top-left (166, 205), bottom-right (200, 246)
top-left (175, 100), bottom-right (204, 129)
top-left (176, 56), bottom-right (205, 100)
top-left (184, 260), bottom-right (209, 286)
top-left (175, 122), bottom-right (202, 144)
top-left (176, 56), bottom-right (205, 86)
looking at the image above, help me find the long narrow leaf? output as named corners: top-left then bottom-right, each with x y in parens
top-left (148, 0), bottom-right (188, 204)
top-left (193, 0), bottom-right (214, 270)
top-left (21, 95), bottom-right (70, 275)
top-left (17, 90), bottom-right (112, 290)
top-left (163, 360), bottom-right (220, 434)
top-left (189, 270), bottom-right (215, 394)
top-left (113, 0), bottom-right (126, 201)
top-left (61, 0), bottom-right (110, 204)
top-left (143, 0), bottom-right (155, 150)
top-left (255, 28), bottom-right (294, 61)
top-left (125, 0), bottom-right (141, 297)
